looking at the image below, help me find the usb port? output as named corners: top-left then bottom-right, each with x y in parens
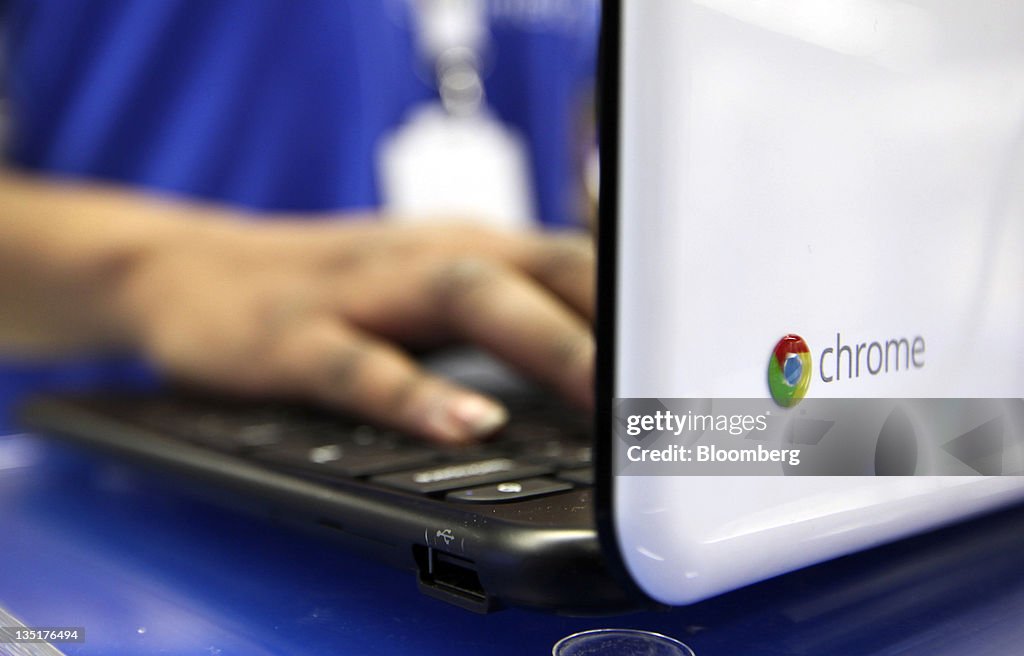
top-left (413, 545), bottom-right (497, 613)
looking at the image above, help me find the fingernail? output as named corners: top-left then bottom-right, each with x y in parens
top-left (420, 394), bottom-right (509, 443)
top-left (452, 392), bottom-right (507, 433)
top-left (447, 395), bottom-right (509, 440)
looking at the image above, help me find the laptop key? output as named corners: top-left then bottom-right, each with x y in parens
top-left (557, 468), bottom-right (594, 486)
top-left (498, 422), bottom-right (569, 444)
top-left (252, 442), bottom-right (437, 478)
top-left (520, 441), bottom-right (592, 468)
top-left (446, 478), bottom-right (573, 503)
top-left (372, 458), bottom-right (552, 494)
top-left (234, 422), bottom-right (287, 448)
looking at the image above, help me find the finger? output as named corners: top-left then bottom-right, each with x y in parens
top-left (431, 258), bottom-right (594, 409)
top-left (276, 320), bottom-right (508, 443)
top-left (516, 232), bottom-right (596, 322)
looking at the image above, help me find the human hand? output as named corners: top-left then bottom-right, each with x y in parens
top-left (117, 219), bottom-right (594, 443)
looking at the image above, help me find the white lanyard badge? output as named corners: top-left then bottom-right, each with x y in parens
top-left (377, 0), bottom-right (536, 229)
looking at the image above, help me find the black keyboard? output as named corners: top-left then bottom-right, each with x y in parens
top-left (103, 393), bottom-right (594, 503)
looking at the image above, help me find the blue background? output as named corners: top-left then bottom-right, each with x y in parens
top-left (0, 0), bottom-right (600, 429)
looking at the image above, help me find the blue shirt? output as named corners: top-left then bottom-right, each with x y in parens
top-left (0, 0), bottom-right (599, 428)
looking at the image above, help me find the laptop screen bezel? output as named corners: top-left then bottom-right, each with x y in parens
top-left (594, 0), bottom-right (652, 605)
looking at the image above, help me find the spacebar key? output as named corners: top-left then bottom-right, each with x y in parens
top-left (371, 458), bottom-right (552, 494)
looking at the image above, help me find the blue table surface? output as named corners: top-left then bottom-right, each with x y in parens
top-left (3, 432), bottom-right (1024, 656)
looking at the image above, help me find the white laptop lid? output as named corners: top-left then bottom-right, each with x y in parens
top-left (607, 0), bottom-right (1024, 605)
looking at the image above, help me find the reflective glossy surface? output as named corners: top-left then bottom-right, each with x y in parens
top-left (614, 0), bottom-right (1024, 603)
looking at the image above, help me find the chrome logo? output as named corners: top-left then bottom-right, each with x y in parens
top-left (768, 335), bottom-right (811, 407)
